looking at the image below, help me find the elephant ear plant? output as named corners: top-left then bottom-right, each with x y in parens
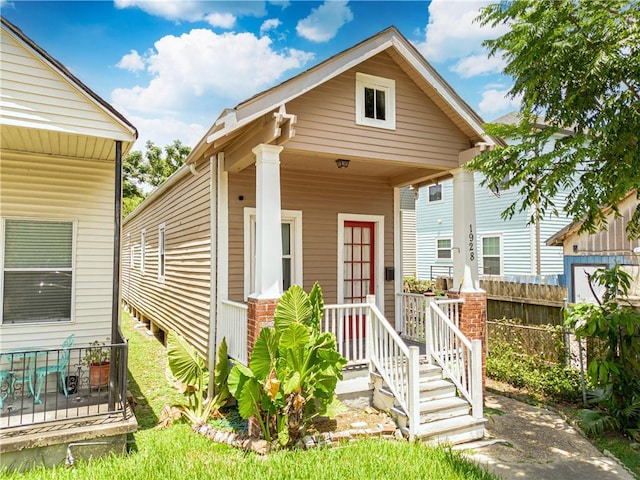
top-left (228, 283), bottom-right (347, 447)
top-left (166, 333), bottom-right (231, 428)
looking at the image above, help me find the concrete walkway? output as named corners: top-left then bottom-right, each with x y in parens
top-left (459, 393), bottom-right (636, 480)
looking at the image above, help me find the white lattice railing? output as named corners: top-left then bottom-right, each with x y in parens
top-left (218, 300), bottom-right (248, 365)
top-left (428, 301), bottom-right (483, 419)
top-left (396, 293), bottom-right (427, 341)
top-left (323, 299), bottom-right (420, 439)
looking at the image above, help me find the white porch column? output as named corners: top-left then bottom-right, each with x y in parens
top-left (451, 159), bottom-right (481, 292)
top-left (252, 143), bottom-right (284, 299)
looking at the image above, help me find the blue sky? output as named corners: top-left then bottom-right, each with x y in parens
top-left (1, 1), bottom-right (520, 151)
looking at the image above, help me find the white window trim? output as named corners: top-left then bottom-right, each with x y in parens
top-left (435, 236), bottom-right (453, 262)
top-left (0, 217), bottom-right (77, 326)
top-left (140, 229), bottom-right (146, 275)
top-left (480, 234), bottom-right (503, 276)
top-left (337, 213), bottom-right (384, 313)
top-left (158, 223), bottom-right (166, 283)
top-left (428, 184), bottom-right (443, 203)
top-left (243, 208), bottom-right (303, 301)
top-left (355, 72), bottom-right (396, 130)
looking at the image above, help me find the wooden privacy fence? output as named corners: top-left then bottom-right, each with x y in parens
top-left (481, 279), bottom-right (567, 326)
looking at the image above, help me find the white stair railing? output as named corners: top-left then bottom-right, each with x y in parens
top-left (323, 299), bottom-right (420, 439)
top-left (218, 299), bottom-right (248, 365)
top-left (428, 301), bottom-right (483, 419)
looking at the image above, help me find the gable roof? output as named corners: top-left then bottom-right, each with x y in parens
top-left (0, 17), bottom-right (137, 157)
top-left (189, 26), bottom-right (499, 162)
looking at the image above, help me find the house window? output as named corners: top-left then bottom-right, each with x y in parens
top-left (428, 184), bottom-right (442, 202)
top-left (140, 229), bottom-right (146, 274)
top-left (244, 209), bottom-right (303, 299)
top-left (1, 219), bottom-right (74, 324)
top-left (158, 223), bottom-right (166, 282)
top-left (436, 238), bottom-right (452, 260)
top-left (481, 236), bottom-right (501, 275)
top-left (355, 73), bottom-right (396, 130)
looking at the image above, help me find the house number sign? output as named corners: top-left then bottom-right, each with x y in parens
top-left (469, 224), bottom-right (475, 261)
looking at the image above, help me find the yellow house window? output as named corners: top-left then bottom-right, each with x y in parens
top-left (1, 219), bottom-right (74, 324)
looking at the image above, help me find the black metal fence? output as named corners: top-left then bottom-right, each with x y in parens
top-left (0, 341), bottom-right (128, 429)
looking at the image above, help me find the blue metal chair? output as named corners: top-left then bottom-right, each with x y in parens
top-left (33, 334), bottom-right (75, 404)
top-left (0, 369), bottom-right (13, 409)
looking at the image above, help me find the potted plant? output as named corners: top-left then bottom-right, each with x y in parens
top-left (85, 339), bottom-right (110, 387)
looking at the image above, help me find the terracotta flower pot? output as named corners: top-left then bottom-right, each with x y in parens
top-left (89, 362), bottom-right (110, 387)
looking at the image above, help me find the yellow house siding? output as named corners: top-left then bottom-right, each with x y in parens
top-left (1, 25), bottom-right (131, 141)
top-left (227, 166), bottom-right (397, 323)
top-left (0, 152), bottom-right (115, 349)
top-left (122, 160), bottom-right (212, 356)
top-left (284, 52), bottom-right (470, 169)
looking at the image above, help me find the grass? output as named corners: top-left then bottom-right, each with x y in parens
top-left (4, 311), bottom-right (498, 480)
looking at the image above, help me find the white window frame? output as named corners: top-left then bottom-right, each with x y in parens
top-left (337, 213), bottom-right (385, 313)
top-left (243, 208), bottom-right (303, 300)
top-left (1, 217), bottom-right (76, 325)
top-left (355, 72), bottom-right (396, 130)
top-left (428, 184), bottom-right (443, 203)
top-left (480, 234), bottom-right (503, 276)
top-left (436, 237), bottom-right (453, 262)
top-left (140, 229), bottom-right (146, 275)
top-left (158, 223), bottom-right (166, 283)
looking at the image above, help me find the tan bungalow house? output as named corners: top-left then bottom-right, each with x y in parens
top-left (122, 27), bottom-right (498, 443)
top-left (1, 17), bottom-right (137, 469)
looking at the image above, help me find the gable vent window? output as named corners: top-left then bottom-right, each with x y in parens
top-left (356, 73), bottom-right (395, 130)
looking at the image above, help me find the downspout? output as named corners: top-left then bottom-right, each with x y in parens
top-left (109, 140), bottom-right (123, 410)
top-left (207, 156), bottom-right (218, 397)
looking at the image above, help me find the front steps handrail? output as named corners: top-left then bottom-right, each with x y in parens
top-left (367, 302), bottom-right (421, 440)
top-left (428, 301), bottom-right (483, 419)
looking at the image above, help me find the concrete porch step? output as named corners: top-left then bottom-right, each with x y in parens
top-left (404, 415), bottom-right (487, 446)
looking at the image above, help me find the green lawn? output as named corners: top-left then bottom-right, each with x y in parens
top-left (4, 311), bottom-right (498, 480)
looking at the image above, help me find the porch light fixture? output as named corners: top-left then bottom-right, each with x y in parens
top-left (336, 159), bottom-right (350, 169)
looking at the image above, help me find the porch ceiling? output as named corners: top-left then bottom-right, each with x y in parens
top-left (280, 150), bottom-right (448, 188)
top-left (1, 124), bottom-right (133, 161)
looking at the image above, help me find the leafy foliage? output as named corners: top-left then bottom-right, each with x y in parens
top-left (166, 333), bottom-right (230, 427)
top-left (123, 140), bottom-right (191, 216)
top-left (565, 265), bottom-right (640, 438)
top-left (472, 0), bottom-right (640, 237)
top-left (403, 277), bottom-right (434, 294)
top-left (228, 283), bottom-right (347, 447)
top-left (487, 340), bottom-right (584, 403)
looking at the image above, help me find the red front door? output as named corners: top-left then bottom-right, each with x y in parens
top-left (343, 221), bottom-right (375, 338)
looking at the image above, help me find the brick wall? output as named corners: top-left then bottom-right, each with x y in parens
top-left (246, 297), bottom-right (278, 357)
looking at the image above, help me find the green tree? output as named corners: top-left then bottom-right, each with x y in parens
top-left (471, 0), bottom-right (640, 237)
top-left (122, 139), bottom-right (191, 216)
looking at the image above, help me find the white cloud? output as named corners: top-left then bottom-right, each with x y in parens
top-left (451, 53), bottom-right (506, 78)
top-left (116, 49), bottom-right (146, 73)
top-left (204, 12), bottom-right (236, 29)
top-left (114, 0), bottom-right (265, 26)
top-left (296, 0), bottom-right (353, 42)
top-left (111, 29), bottom-right (314, 116)
top-left (260, 18), bottom-right (282, 35)
top-left (478, 87), bottom-right (522, 117)
top-left (416, 0), bottom-right (508, 63)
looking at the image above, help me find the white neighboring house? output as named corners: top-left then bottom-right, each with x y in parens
top-left (1, 17), bottom-right (137, 350)
top-left (416, 112), bottom-right (573, 285)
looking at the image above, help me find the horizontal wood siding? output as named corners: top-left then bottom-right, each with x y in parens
top-left (401, 210), bottom-right (417, 278)
top-left (284, 52), bottom-right (469, 169)
top-left (227, 167), bottom-right (397, 323)
top-left (1, 152), bottom-right (115, 349)
top-left (417, 172), bottom-right (572, 279)
top-left (562, 194), bottom-right (640, 255)
top-left (1, 26), bottom-right (129, 141)
top-left (121, 160), bottom-right (212, 356)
